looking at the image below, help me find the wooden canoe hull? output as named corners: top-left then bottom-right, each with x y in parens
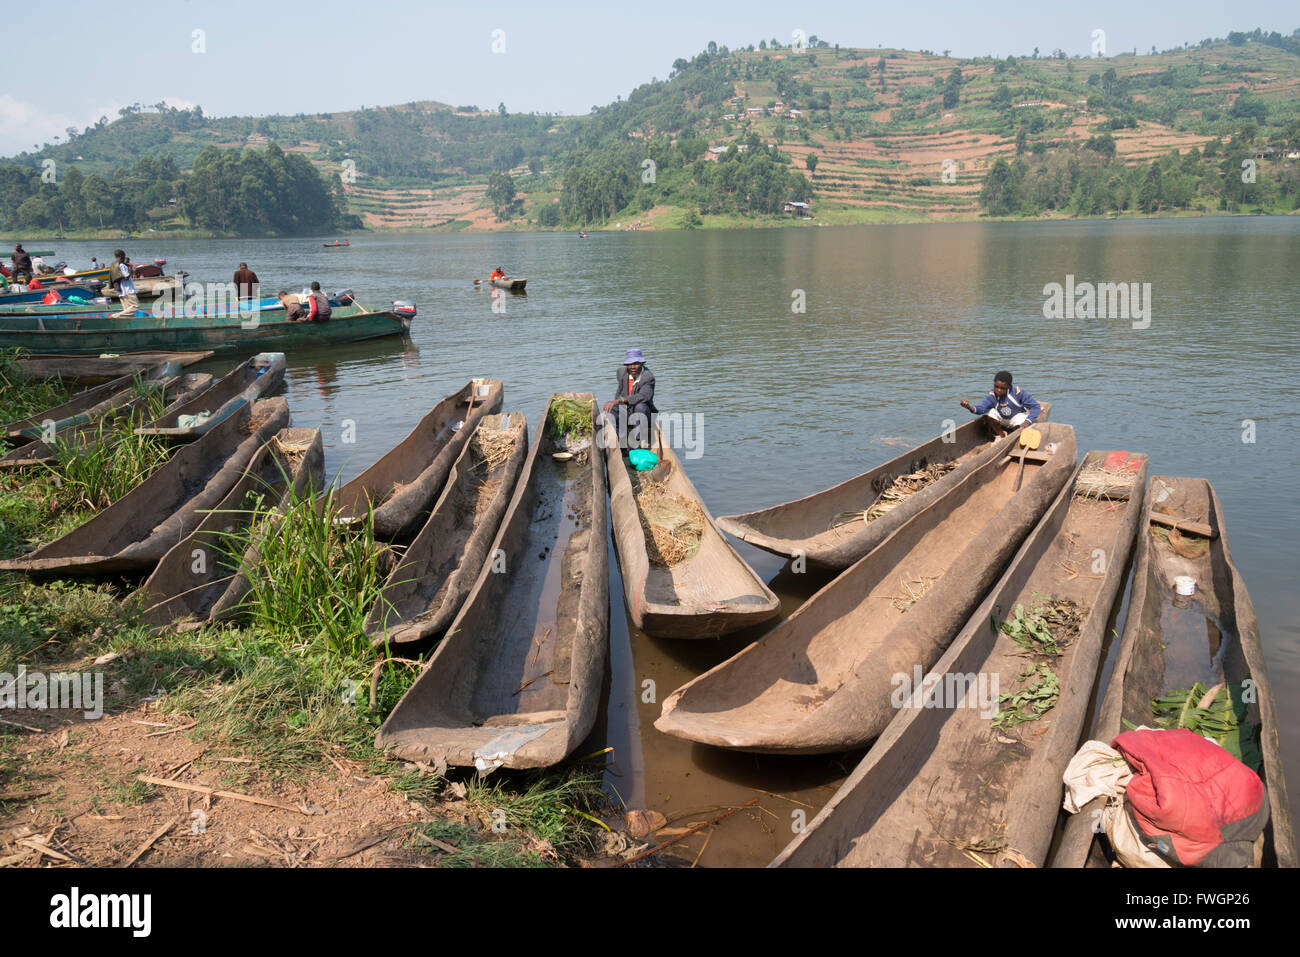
top-left (336, 379), bottom-right (504, 540)
top-left (604, 419), bottom-right (779, 638)
top-left (1051, 476), bottom-right (1297, 869)
top-left (365, 412), bottom-right (530, 648)
top-left (0, 305), bottom-right (411, 355)
top-left (0, 372), bottom-right (214, 469)
top-left (6, 352), bottom-right (214, 383)
top-left (655, 424), bottom-right (1078, 754)
top-left (4, 361), bottom-right (180, 441)
top-left (0, 398), bottom-right (291, 580)
top-left (771, 450), bottom-right (1148, 867)
top-left (489, 278), bottom-right (527, 292)
top-left (136, 353), bottom-right (286, 439)
top-left (133, 428), bottom-right (325, 626)
top-left (716, 404), bottom-right (1051, 570)
top-left (375, 393), bottom-right (609, 770)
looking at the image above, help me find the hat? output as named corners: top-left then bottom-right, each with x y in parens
top-left (624, 348), bottom-right (646, 365)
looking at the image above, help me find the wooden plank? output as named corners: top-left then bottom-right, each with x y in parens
top-left (1149, 511), bottom-right (1215, 539)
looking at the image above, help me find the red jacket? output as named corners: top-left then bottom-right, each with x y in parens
top-left (1114, 728), bottom-right (1268, 867)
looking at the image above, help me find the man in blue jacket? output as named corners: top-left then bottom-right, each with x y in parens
top-left (961, 371), bottom-right (1042, 437)
top-left (603, 348), bottom-right (657, 449)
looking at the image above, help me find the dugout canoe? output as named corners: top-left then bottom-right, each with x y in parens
top-left (3, 360), bottom-right (181, 442)
top-left (604, 417), bottom-right (779, 638)
top-left (770, 449), bottom-right (1149, 868)
top-left (365, 412), bottom-right (529, 649)
top-left (375, 393), bottom-right (609, 771)
top-left (0, 372), bottom-right (214, 469)
top-left (489, 277), bottom-right (527, 292)
top-left (336, 379), bottom-right (504, 540)
top-left (716, 403), bottom-right (1052, 570)
top-left (6, 352), bottom-right (214, 383)
top-left (655, 423), bottom-right (1077, 754)
top-left (0, 302), bottom-right (414, 355)
top-left (136, 353), bottom-right (286, 439)
top-left (1050, 476), bottom-right (1297, 869)
top-left (0, 398), bottom-right (290, 580)
top-left (132, 428), bottom-right (324, 627)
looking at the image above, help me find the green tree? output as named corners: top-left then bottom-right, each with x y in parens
top-left (487, 170), bottom-right (516, 219)
top-left (806, 153), bottom-right (819, 176)
top-left (1137, 163), bottom-right (1162, 212)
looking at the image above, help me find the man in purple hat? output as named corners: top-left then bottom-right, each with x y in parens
top-left (603, 348), bottom-right (657, 449)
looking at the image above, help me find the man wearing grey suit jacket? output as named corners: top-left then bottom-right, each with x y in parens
top-left (603, 348), bottom-right (658, 449)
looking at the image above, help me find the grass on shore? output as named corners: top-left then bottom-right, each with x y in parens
top-left (0, 371), bottom-right (610, 866)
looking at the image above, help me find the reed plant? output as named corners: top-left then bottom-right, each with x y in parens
top-left (50, 394), bottom-right (172, 512)
top-left (0, 349), bottom-right (73, 423)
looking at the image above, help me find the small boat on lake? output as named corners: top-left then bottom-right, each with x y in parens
top-left (1050, 475), bottom-right (1297, 869)
top-left (771, 449), bottom-right (1149, 868)
top-left (716, 404), bottom-right (1051, 571)
top-left (323, 240), bottom-right (350, 247)
top-left (604, 417), bottom-right (779, 638)
top-left (655, 424), bottom-right (1077, 754)
top-left (365, 412), bottom-right (529, 648)
top-left (490, 277), bottom-right (527, 292)
top-left (335, 379), bottom-right (504, 540)
top-left (0, 301), bottom-right (415, 355)
top-left (136, 353), bottom-right (286, 439)
top-left (0, 398), bottom-right (290, 580)
top-left (375, 393), bottom-right (609, 771)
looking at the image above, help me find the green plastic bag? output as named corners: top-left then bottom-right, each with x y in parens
top-left (628, 449), bottom-right (658, 471)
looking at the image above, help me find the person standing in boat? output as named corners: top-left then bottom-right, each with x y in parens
top-left (304, 281), bottom-right (332, 323)
top-left (11, 244), bottom-right (33, 281)
top-left (234, 262), bottom-right (260, 300)
top-left (961, 371), bottom-right (1041, 437)
top-left (110, 249), bottom-right (139, 318)
top-left (603, 348), bottom-right (657, 449)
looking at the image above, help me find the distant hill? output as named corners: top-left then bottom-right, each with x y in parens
top-left (3, 28), bottom-right (1298, 234)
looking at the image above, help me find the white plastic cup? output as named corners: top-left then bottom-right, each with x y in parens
top-left (1173, 576), bottom-right (1196, 597)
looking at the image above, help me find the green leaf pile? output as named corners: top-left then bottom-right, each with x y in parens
top-left (1150, 682), bottom-right (1262, 771)
top-left (992, 663), bottom-right (1060, 730)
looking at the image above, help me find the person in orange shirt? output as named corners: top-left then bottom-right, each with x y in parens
top-left (489, 266), bottom-right (505, 281)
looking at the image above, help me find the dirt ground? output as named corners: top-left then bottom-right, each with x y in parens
top-left (1, 706), bottom-right (453, 867)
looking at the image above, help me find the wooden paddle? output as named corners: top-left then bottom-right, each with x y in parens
top-left (1012, 427), bottom-right (1042, 492)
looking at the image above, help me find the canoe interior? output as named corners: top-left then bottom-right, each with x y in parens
top-left (133, 428), bottom-right (324, 627)
top-left (716, 403), bottom-right (1052, 568)
top-left (604, 418), bottom-right (779, 638)
top-left (1052, 476), bottom-right (1297, 869)
top-left (138, 353), bottom-right (286, 437)
top-left (0, 398), bottom-right (290, 579)
top-left (375, 393), bottom-right (609, 770)
top-left (655, 423), bottom-right (1077, 754)
top-left (772, 450), bottom-right (1148, 868)
top-left (490, 277), bottom-right (527, 291)
top-left (5, 370), bottom-right (144, 442)
top-left (365, 412), bottom-right (530, 648)
top-left (336, 378), bottom-right (504, 539)
top-left (0, 372), bottom-right (212, 469)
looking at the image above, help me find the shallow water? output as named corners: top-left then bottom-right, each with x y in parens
top-left (25, 217), bottom-right (1300, 864)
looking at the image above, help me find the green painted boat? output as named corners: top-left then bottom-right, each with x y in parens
top-left (0, 302), bottom-right (415, 355)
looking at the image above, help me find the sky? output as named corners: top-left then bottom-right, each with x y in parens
top-left (0, 0), bottom-right (1295, 156)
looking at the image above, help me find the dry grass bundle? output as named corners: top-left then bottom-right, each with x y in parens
top-left (473, 427), bottom-right (518, 475)
top-left (1074, 464), bottom-right (1141, 501)
top-left (634, 479), bottom-right (706, 566)
top-left (241, 405), bottom-right (278, 435)
top-left (832, 461), bottom-right (958, 529)
top-left (887, 574), bottom-right (940, 613)
top-left (1152, 524), bottom-right (1209, 558)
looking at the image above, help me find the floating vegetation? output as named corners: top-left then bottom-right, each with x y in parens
top-left (1001, 594), bottom-right (1084, 657)
top-left (832, 460), bottom-right (958, 528)
top-left (992, 663), bottom-right (1060, 730)
top-left (1148, 682), bottom-right (1262, 771)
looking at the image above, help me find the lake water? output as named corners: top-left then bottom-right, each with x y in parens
top-left (37, 218), bottom-right (1300, 864)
